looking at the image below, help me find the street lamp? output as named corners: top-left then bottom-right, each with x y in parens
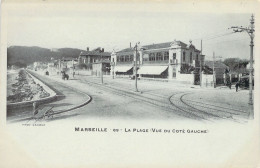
top-left (230, 14), bottom-right (254, 107)
top-left (132, 42), bottom-right (142, 92)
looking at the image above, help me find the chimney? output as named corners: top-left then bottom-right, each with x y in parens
top-left (130, 42), bottom-right (132, 48)
top-left (101, 48), bottom-right (104, 52)
top-left (87, 47), bottom-right (89, 51)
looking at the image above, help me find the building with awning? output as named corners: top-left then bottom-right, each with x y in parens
top-left (114, 66), bottom-right (133, 74)
top-left (110, 40), bottom-right (204, 83)
top-left (138, 66), bottom-right (168, 78)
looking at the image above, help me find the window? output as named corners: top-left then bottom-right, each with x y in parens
top-left (117, 56), bottom-right (120, 62)
top-left (183, 52), bottom-right (186, 61)
top-left (149, 53), bottom-right (155, 61)
top-left (156, 52), bottom-right (163, 61)
top-left (143, 53), bottom-right (149, 61)
top-left (196, 54), bottom-right (199, 61)
top-left (190, 53), bottom-right (192, 63)
top-left (130, 55), bottom-right (134, 62)
top-left (164, 52), bottom-right (169, 60)
top-left (120, 56), bottom-right (124, 62)
top-left (173, 53), bottom-right (176, 60)
top-left (173, 68), bottom-right (176, 78)
top-left (112, 58), bottom-right (114, 62)
top-left (125, 55), bottom-right (130, 62)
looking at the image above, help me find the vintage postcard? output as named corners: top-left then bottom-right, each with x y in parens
top-left (0, 0), bottom-right (260, 167)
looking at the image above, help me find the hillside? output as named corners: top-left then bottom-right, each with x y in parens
top-left (7, 46), bottom-right (85, 67)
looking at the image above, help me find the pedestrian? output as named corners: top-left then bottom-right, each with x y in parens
top-left (73, 71), bottom-right (75, 78)
top-left (229, 82), bottom-right (232, 89)
top-left (235, 82), bottom-right (239, 92)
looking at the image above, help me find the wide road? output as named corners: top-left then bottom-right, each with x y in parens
top-left (30, 72), bottom-right (251, 123)
top-left (26, 72), bottom-right (200, 122)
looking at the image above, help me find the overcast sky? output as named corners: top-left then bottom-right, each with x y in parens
top-left (5, 2), bottom-right (256, 60)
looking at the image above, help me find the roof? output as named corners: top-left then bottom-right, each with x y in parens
top-left (79, 51), bottom-right (111, 57)
top-left (117, 42), bottom-right (174, 53)
top-left (117, 41), bottom-right (199, 53)
top-left (92, 59), bottom-right (111, 64)
top-left (204, 61), bottom-right (228, 69)
top-left (61, 57), bottom-right (78, 61)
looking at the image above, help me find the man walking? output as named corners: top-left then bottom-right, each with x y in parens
top-left (235, 82), bottom-right (240, 92)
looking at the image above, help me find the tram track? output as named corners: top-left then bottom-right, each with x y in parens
top-left (80, 78), bottom-right (208, 121)
top-left (79, 77), bottom-right (250, 122)
top-left (169, 92), bottom-right (248, 123)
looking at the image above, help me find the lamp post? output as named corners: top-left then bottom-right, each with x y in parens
top-left (213, 52), bottom-right (216, 88)
top-left (200, 39), bottom-right (203, 87)
top-left (100, 55), bottom-right (103, 84)
top-left (112, 62), bottom-right (115, 79)
top-left (230, 14), bottom-right (254, 107)
top-left (134, 43), bottom-right (139, 92)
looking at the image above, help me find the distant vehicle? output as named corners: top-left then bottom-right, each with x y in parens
top-left (61, 71), bottom-right (69, 80)
top-left (239, 75), bottom-right (254, 89)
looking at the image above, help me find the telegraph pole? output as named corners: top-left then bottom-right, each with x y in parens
top-left (213, 52), bottom-right (216, 88)
top-left (100, 55), bottom-right (103, 84)
top-left (200, 39), bottom-right (202, 87)
top-left (230, 14), bottom-right (254, 107)
top-left (134, 43), bottom-right (138, 92)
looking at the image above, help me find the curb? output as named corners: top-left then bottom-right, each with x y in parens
top-left (7, 70), bottom-right (57, 110)
top-left (8, 72), bottom-right (92, 123)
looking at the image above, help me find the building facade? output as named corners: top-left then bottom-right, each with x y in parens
top-left (78, 47), bottom-right (111, 70)
top-left (111, 40), bottom-right (205, 84)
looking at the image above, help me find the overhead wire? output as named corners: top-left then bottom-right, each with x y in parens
top-left (204, 38), bottom-right (248, 46)
top-left (191, 29), bottom-right (236, 42)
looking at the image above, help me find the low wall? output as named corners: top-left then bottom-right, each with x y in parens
top-left (176, 73), bottom-right (194, 84)
top-left (139, 77), bottom-right (169, 82)
top-left (75, 70), bottom-right (92, 76)
top-left (7, 70), bottom-right (57, 109)
top-left (201, 74), bottom-right (214, 87)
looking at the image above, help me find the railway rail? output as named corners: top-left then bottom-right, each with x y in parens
top-left (80, 77), bottom-right (249, 123)
top-left (23, 75), bottom-right (250, 123)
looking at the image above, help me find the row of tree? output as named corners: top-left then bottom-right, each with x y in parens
top-left (222, 58), bottom-right (249, 74)
top-left (180, 58), bottom-right (249, 74)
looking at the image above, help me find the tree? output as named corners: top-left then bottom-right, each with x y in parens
top-left (180, 64), bottom-right (195, 74)
top-left (223, 58), bottom-right (249, 73)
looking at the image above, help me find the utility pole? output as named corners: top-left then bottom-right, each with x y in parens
top-left (134, 43), bottom-right (139, 92)
top-left (230, 14), bottom-right (254, 107)
top-left (200, 39), bottom-right (202, 87)
top-left (213, 52), bottom-right (216, 88)
top-left (112, 62), bottom-right (115, 79)
top-left (100, 55), bottom-right (103, 84)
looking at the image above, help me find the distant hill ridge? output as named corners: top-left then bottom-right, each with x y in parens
top-left (7, 46), bottom-right (85, 67)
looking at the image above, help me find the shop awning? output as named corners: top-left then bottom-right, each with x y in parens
top-left (138, 66), bottom-right (168, 75)
top-left (114, 66), bottom-right (133, 72)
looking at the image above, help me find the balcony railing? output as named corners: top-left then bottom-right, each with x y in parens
top-left (142, 60), bottom-right (169, 65)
